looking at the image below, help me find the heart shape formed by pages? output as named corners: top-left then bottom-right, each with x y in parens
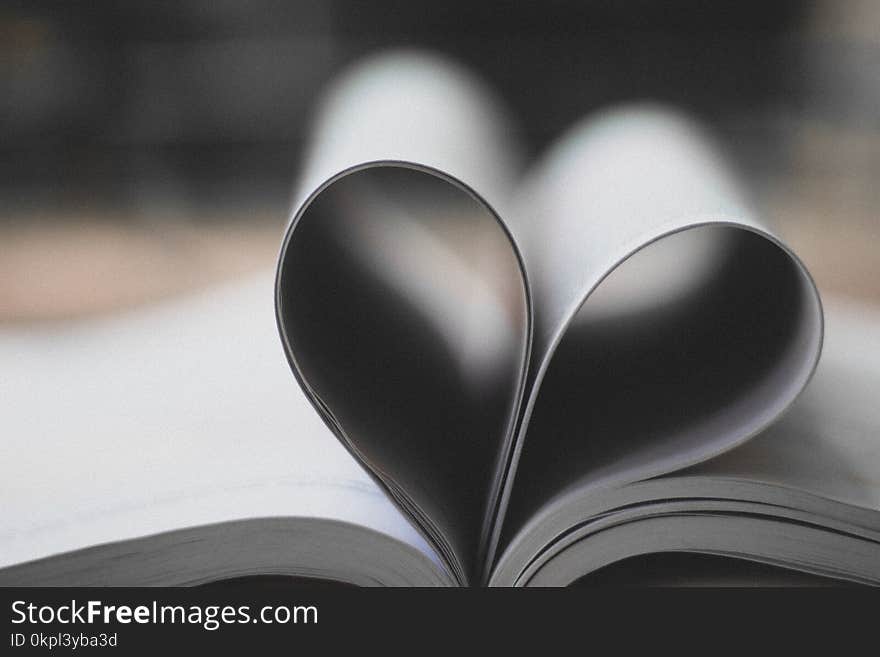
top-left (275, 52), bottom-right (822, 585)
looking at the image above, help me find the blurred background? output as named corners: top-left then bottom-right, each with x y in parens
top-left (1, 0), bottom-right (878, 322)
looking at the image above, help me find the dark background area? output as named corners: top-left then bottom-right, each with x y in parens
top-left (1, 0), bottom-right (878, 319)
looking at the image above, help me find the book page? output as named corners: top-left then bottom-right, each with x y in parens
top-left (0, 273), bottom-right (440, 574)
top-left (494, 108), bottom-right (823, 559)
top-left (275, 51), bottom-right (531, 583)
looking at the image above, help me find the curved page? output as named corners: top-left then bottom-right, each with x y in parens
top-left (275, 52), bottom-right (531, 584)
top-left (495, 107), bottom-right (823, 560)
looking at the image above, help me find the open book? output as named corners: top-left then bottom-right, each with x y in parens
top-left (2, 51), bottom-right (878, 586)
